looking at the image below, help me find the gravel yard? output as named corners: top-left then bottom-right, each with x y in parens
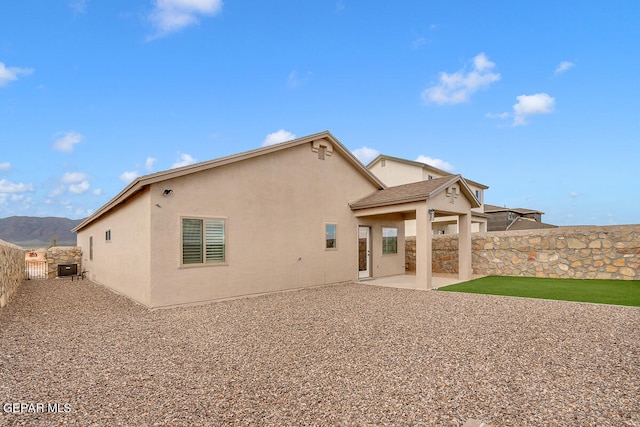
top-left (1, 279), bottom-right (638, 426)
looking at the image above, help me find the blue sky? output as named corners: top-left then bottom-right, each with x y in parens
top-left (1, 1), bottom-right (639, 226)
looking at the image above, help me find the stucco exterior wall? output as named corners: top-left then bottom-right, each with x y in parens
top-left (77, 190), bottom-right (151, 305)
top-left (368, 160), bottom-right (424, 187)
top-left (147, 142), bottom-right (384, 307)
top-left (0, 239), bottom-right (26, 308)
top-left (406, 225), bottom-right (640, 280)
top-left (358, 216), bottom-right (406, 279)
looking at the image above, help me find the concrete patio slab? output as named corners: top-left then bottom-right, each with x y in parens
top-left (356, 273), bottom-right (484, 290)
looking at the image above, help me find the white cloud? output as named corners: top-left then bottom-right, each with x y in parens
top-left (92, 188), bottom-right (103, 196)
top-left (10, 194), bottom-right (31, 203)
top-left (288, 70), bottom-right (300, 88)
top-left (145, 157), bottom-right (157, 171)
top-left (262, 129), bottom-right (297, 147)
top-left (421, 53), bottom-right (501, 105)
top-left (415, 155), bottom-right (455, 172)
top-left (48, 186), bottom-right (66, 197)
top-left (485, 112), bottom-right (510, 120)
top-left (352, 147), bottom-right (380, 164)
top-left (53, 131), bottom-right (84, 152)
top-left (287, 70), bottom-right (312, 89)
top-left (513, 93), bottom-right (555, 126)
top-left (473, 53), bottom-right (494, 72)
top-left (119, 171), bottom-right (139, 183)
top-left (555, 61), bottom-right (575, 74)
top-left (69, 180), bottom-right (90, 194)
top-left (148, 0), bottom-right (223, 39)
top-left (411, 36), bottom-right (426, 50)
top-left (61, 172), bottom-right (88, 183)
top-left (0, 179), bottom-right (34, 193)
top-left (0, 62), bottom-right (34, 87)
top-left (171, 153), bottom-right (197, 168)
top-left (0, 193), bottom-right (32, 210)
top-left (69, 0), bottom-right (87, 14)
top-left (0, 162), bottom-right (11, 171)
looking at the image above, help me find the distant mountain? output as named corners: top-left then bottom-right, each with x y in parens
top-left (0, 216), bottom-right (84, 248)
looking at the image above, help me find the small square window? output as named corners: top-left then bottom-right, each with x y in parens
top-left (382, 227), bottom-right (398, 254)
top-left (325, 224), bottom-right (337, 249)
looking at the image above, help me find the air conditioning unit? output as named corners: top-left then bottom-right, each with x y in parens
top-left (57, 263), bottom-right (78, 277)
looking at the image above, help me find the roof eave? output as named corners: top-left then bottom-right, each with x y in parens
top-left (73, 131), bottom-right (385, 232)
top-left (350, 195), bottom-right (430, 210)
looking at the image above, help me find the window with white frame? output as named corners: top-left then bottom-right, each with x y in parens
top-left (105, 229), bottom-right (111, 242)
top-left (382, 227), bottom-right (398, 254)
top-left (325, 224), bottom-right (337, 249)
top-left (182, 218), bottom-right (226, 265)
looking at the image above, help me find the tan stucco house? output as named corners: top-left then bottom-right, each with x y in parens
top-left (73, 132), bottom-right (480, 308)
top-left (484, 204), bottom-right (557, 231)
top-left (367, 155), bottom-right (488, 235)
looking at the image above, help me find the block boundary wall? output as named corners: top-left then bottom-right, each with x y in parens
top-left (0, 239), bottom-right (26, 308)
top-left (46, 246), bottom-right (82, 279)
top-left (406, 224), bottom-right (639, 280)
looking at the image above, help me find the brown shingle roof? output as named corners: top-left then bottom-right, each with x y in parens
top-left (350, 175), bottom-right (480, 210)
top-left (507, 217), bottom-right (557, 230)
top-left (484, 204), bottom-right (544, 215)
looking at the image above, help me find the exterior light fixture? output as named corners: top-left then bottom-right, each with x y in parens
top-left (163, 189), bottom-right (173, 196)
top-left (428, 209), bottom-right (435, 222)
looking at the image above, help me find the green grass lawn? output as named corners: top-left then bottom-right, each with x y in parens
top-left (439, 276), bottom-right (640, 306)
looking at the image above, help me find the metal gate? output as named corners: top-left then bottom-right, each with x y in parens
top-left (25, 260), bottom-right (48, 279)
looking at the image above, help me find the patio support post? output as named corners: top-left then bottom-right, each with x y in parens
top-left (458, 212), bottom-right (472, 280)
top-left (416, 202), bottom-right (432, 290)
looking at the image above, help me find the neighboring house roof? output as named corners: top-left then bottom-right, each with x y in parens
top-left (73, 131), bottom-right (385, 233)
top-left (507, 217), bottom-right (558, 230)
top-left (350, 175), bottom-right (481, 210)
top-left (367, 154), bottom-right (489, 190)
top-left (484, 204), bottom-right (544, 215)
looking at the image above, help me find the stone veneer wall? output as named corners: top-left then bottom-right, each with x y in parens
top-left (0, 239), bottom-right (26, 308)
top-left (405, 225), bottom-right (639, 280)
top-left (46, 246), bottom-right (82, 278)
top-left (405, 236), bottom-right (460, 274)
top-left (405, 236), bottom-right (416, 272)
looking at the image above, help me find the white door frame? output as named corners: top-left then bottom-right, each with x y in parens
top-left (358, 226), bottom-right (371, 279)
